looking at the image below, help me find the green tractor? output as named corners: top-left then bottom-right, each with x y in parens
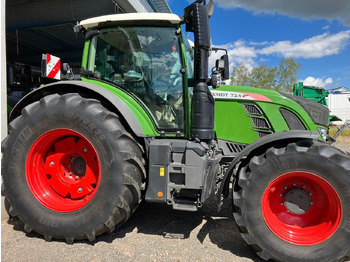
top-left (293, 81), bottom-right (343, 124)
top-left (2, 1), bottom-right (350, 261)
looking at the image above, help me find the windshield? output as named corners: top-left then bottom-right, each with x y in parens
top-left (88, 26), bottom-right (184, 131)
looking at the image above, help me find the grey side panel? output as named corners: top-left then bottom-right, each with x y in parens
top-left (218, 139), bottom-right (248, 156)
top-left (217, 130), bottom-right (320, 206)
top-left (145, 140), bottom-right (172, 202)
top-left (9, 80), bottom-right (144, 137)
top-left (145, 139), bottom-right (221, 211)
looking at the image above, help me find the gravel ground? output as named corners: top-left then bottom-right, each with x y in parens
top-left (1, 139), bottom-right (349, 262)
top-left (2, 197), bottom-right (264, 262)
top-left (333, 136), bottom-right (350, 153)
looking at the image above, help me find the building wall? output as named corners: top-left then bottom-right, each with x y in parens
top-left (327, 93), bottom-right (350, 124)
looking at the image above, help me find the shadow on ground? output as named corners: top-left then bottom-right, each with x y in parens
top-left (7, 193), bottom-right (263, 262)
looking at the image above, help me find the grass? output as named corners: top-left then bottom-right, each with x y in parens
top-left (329, 126), bottom-right (350, 137)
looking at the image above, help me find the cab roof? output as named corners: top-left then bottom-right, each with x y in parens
top-left (80, 13), bottom-right (182, 30)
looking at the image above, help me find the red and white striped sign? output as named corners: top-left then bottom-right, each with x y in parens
top-left (46, 54), bottom-right (61, 80)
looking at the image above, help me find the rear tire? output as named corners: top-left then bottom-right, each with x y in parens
top-left (1, 93), bottom-right (146, 242)
top-left (233, 139), bottom-right (350, 262)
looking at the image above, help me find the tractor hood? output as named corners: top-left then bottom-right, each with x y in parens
top-left (211, 85), bottom-right (327, 145)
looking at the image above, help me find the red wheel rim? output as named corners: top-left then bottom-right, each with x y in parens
top-left (262, 171), bottom-right (342, 245)
top-left (26, 129), bottom-right (101, 212)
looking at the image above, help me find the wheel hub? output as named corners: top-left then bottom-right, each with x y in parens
top-left (72, 156), bottom-right (86, 177)
top-left (284, 188), bottom-right (311, 215)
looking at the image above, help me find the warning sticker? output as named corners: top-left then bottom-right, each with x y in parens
top-left (160, 167), bottom-right (165, 177)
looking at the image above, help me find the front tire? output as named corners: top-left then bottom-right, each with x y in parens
top-left (233, 139), bottom-right (350, 262)
top-left (1, 93), bottom-right (145, 242)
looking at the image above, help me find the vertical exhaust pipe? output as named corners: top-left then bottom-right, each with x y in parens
top-left (185, 3), bottom-right (215, 140)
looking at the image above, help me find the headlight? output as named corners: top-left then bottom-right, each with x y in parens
top-left (317, 127), bottom-right (328, 141)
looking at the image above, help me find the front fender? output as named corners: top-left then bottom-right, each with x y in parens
top-left (9, 80), bottom-right (157, 137)
top-left (217, 130), bottom-right (320, 209)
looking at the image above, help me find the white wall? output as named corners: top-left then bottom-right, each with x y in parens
top-left (327, 93), bottom-right (350, 124)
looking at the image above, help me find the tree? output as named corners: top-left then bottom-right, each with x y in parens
top-left (276, 57), bottom-right (302, 93)
top-left (230, 57), bottom-right (301, 93)
top-left (230, 62), bottom-right (250, 86)
top-left (250, 63), bottom-right (277, 90)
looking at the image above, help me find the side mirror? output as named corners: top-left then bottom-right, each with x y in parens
top-left (210, 53), bottom-right (230, 88)
top-left (212, 48), bottom-right (230, 81)
top-left (216, 59), bottom-right (225, 70)
top-left (214, 54), bottom-right (229, 81)
top-left (220, 54), bottom-right (229, 80)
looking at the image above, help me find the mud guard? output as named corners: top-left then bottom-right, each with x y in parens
top-left (217, 130), bottom-right (320, 209)
top-left (9, 80), bottom-right (145, 137)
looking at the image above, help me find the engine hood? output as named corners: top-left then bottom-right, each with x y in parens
top-left (211, 85), bottom-right (322, 145)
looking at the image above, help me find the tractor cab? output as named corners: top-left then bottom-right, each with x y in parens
top-left (78, 14), bottom-right (192, 133)
top-left (76, 4), bottom-right (228, 138)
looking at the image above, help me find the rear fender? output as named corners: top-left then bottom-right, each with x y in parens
top-left (217, 130), bottom-right (320, 209)
top-left (9, 80), bottom-right (155, 137)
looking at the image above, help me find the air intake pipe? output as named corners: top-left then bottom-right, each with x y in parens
top-left (184, 2), bottom-right (215, 140)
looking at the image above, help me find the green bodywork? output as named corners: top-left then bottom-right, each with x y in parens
top-left (80, 75), bottom-right (322, 145)
top-left (82, 77), bottom-right (158, 136)
top-left (78, 30), bottom-right (323, 145)
top-left (213, 85), bottom-right (319, 144)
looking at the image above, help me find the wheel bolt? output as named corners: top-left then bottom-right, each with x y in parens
top-left (293, 183), bottom-right (296, 187)
top-left (284, 186), bottom-right (288, 190)
top-left (280, 202), bottom-right (284, 205)
top-left (279, 193), bottom-right (283, 197)
top-left (78, 187), bottom-right (83, 193)
top-left (84, 148), bottom-right (88, 153)
top-left (310, 201), bottom-right (314, 205)
top-left (309, 192), bottom-right (312, 196)
top-left (302, 185), bottom-right (306, 189)
top-left (75, 176), bottom-right (79, 180)
top-left (50, 161), bottom-right (55, 166)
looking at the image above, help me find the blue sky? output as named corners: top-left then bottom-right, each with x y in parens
top-left (167, 0), bottom-right (350, 89)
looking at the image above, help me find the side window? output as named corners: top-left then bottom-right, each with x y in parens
top-left (184, 37), bottom-right (194, 79)
top-left (89, 27), bottom-right (185, 132)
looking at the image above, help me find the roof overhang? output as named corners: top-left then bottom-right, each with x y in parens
top-left (6, 0), bottom-right (172, 65)
top-left (80, 13), bottom-right (181, 30)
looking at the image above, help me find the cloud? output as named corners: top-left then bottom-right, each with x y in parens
top-left (209, 31), bottom-right (350, 86)
top-left (210, 30), bottom-right (350, 72)
top-left (302, 76), bottom-right (333, 88)
top-left (215, 0), bottom-right (350, 26)
top-left (259, 31), bottom-right (350, 58)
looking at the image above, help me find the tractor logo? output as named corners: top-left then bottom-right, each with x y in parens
top-left (210, 90), bottom-right (272, 102)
